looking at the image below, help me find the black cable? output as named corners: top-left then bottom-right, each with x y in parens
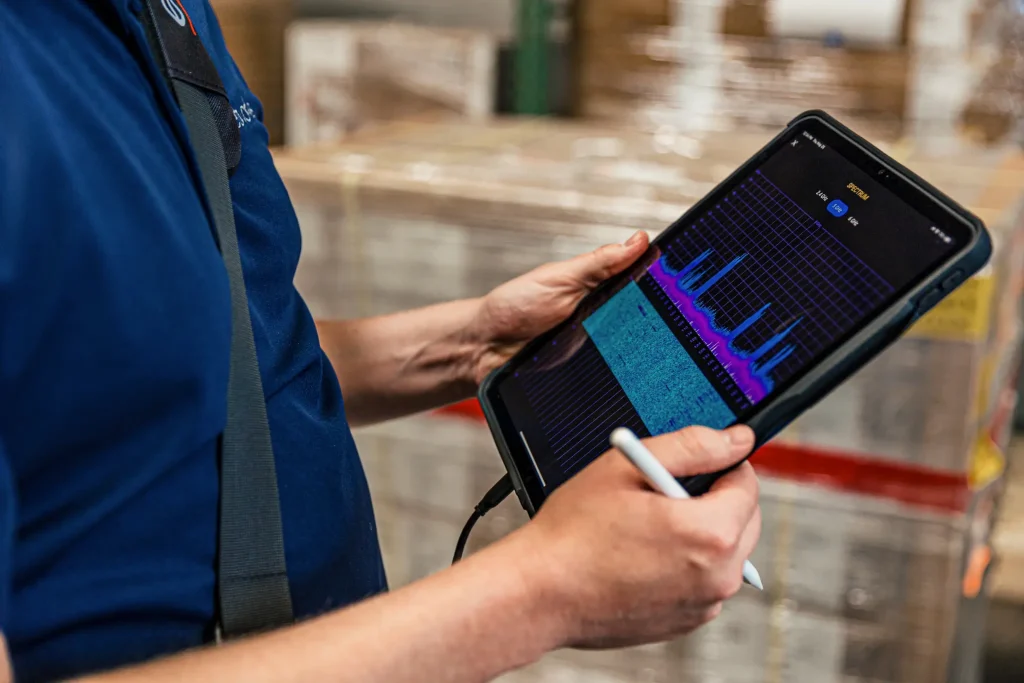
top-left (452, 474), bottom-right (514, 564)
top-left (452, 510), bottom-right (482, 564)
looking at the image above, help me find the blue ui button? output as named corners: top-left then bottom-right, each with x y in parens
top-left (827, 199), bottom-right (849, 217)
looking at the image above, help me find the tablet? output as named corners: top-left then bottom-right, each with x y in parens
top-left (478, 110), bottom-right (992, 514)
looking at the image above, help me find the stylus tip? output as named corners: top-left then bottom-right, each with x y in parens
top-left (744, 562), bottom-right (763, 591)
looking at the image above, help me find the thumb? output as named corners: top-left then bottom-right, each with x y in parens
top-left (641, 425), bottom-right (754, 478)
top-left (565, 230), bottom-right (649, 289)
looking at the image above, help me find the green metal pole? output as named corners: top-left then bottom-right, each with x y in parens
top-left (515, 0), bottom-right (552, 115)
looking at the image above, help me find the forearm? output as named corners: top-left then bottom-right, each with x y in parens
top-left (75, 532), bottom-right (564, 683)
top-left (315, 298), bottom-right (485, 426)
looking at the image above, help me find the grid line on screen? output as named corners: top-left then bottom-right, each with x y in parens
top-left (516, 337), bottom-right (649, 482)
top-left (660, 170), bottom-right (894, 386)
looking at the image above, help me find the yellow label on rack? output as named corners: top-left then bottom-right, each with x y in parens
top-left (969, 434), bottom-right (1006, 490)
top-left (907, 275), bottom-right (994, 341)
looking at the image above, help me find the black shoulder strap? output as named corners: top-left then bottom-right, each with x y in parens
top-left (139, 0), bottom-right (294, 638)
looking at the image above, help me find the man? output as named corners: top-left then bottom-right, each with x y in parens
top-left (0, 1), bottom-right (761, 681)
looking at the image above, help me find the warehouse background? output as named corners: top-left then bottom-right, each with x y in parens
top-left (212, 1), bottom-right (1024, 681)
top-left (297, 0), bottom-right (515, 37)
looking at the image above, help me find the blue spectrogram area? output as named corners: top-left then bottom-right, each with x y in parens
top-left (583, 281), bottom-right (736, 434)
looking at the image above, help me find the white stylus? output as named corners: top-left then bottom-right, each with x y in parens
top-left (610, 427), bottom-right (764, 591)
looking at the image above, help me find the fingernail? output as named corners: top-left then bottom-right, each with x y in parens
top-left (725, 426), bottom-right (754, 448)
top-left (624, 230), bottom-right (644, 246)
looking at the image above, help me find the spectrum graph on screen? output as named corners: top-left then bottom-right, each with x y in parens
top-left (636, 170), bottom-right (895, 411)
top-left (647, 252), bottom-right (797, 404)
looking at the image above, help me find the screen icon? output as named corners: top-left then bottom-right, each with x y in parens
top-left (827, 199), bottom-right (849, 217)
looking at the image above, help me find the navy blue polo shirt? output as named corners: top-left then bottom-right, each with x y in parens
top-left (0, 1), bottom-right (386, 679)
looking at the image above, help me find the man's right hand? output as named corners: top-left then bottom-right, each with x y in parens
top-left (54, 425), bottom-right (759, 683)
top-left (507, 424), bottom-right (761, 650)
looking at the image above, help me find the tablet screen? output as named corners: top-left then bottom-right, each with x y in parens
top-left (494, 122), bottom-right (969, 492)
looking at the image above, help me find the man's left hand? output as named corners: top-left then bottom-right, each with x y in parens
top-left (467, 230), bottom-right (650, 385)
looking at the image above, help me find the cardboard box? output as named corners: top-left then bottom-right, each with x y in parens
top-left (722, 0), bottom-right (768, 38)
top-left (285, 21), bottom-right (497, 146)
top-left (990, 439), bottom-right (1024, 603)
top-left (581, 30), bottom-right (912, 136)
top-left (578, 0), bottom-right (1021, 146)
top-left (211, 0), bottom-right (292, 145)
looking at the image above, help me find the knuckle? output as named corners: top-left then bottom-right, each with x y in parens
top-left (682, 426), bottom-right (729, 462)
top-left (675, 428), bottom-right (710, 460)
top-left (709, 572), bottom-right (743, 602)
top-left (748, 467), bottom-right (761, 498)
top-left (703, 524), bottom-right (740, 556)
top-left (751, 506), bottom-right (764, 537)
top-left (725, 464), bottom-right (759, 503)
top-left (593, 245), bottom-right (619, 272)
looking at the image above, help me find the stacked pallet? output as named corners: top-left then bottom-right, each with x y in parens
top-left (276, 118), bottom-right (1024, 479)
top-left (211, 0), bottom-right (293, 144)
top-left (272, 118), bottom-right (1024, 681)
top-left (991, 440), bottom-right (1024, 603)
top-left (284, 20), bottom-right (497, 146)
top-left (575, 0), bottom-right (1023, 151)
